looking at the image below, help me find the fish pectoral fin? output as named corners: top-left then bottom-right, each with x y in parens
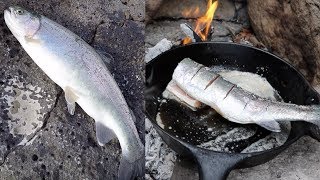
top-left (254, 120), bottom-right (281, 132)
top-left (24, 36), bottom-right (41, 44)
top-left (130, 109), bottom-right (136, 123)
top-left (96, 50), bottom-right (114, 69)
top-left (64, 86), bottom-right (79, 115)
top-left (95, 121), bottom-right (116, 146)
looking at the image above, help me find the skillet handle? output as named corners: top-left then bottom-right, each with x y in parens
top-left (189, 147), bottom-right (248, 180)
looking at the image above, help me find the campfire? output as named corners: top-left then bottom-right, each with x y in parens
top-left (145, 0), bottom-right (220, 63)
top-left (182, 0), bottom-right (218, 45)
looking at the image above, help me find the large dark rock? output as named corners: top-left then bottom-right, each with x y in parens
top-left (0, 0), bottom-right (144, 179)
top-left (248, 0), bottom-right (320, 86)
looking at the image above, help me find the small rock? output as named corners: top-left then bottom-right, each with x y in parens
top-left (212, 21), bottom-right (230, 37)
top-left (211, 36), bottom-right (233, 42)
top-left (222, 21), bottom-right (243, 35)
top-left (215, 0), bottom-right (236, 21)
top-left (236, 5), bottom-right (249, 25)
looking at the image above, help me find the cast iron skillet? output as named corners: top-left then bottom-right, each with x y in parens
top-left (145, 42), bottom-right (320, 180)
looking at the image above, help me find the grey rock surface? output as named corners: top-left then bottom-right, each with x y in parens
top-left (0, 96), bottom-right (121, 179)
top-left (0, 0), bottom-right (144, 179)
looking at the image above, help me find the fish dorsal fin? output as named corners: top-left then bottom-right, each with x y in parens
top-left (254, 120), bottom-right (281, 132)
top-left (95, 121), bottom-right (116, 146)
top-left (64, 86), bottom-right (79, 115)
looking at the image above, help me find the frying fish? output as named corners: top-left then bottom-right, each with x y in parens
top-left (172, 58), bottom-right (320, 132)
top-left (4, 6), bottom-right (143, 179)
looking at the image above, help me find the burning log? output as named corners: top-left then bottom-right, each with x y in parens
top-left (247, 0), bottom-right (320, 87)
top-left (181, 0), bottom-right (218, 45)
top-left (145, 38), bottom-right (173, 63)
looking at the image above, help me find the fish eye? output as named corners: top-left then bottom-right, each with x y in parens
top-left (16, 9), bottom-right (24, 15)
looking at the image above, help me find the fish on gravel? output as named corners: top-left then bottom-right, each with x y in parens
top-left (4, 6), bottom-right (143, 179)
top-left (172, 58), bottom-right (320, 132)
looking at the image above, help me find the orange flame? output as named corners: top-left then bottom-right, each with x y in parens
top-left (182, 0), bottom-right (218, 45)
top-left (182, 37), bottom-right (192, 45)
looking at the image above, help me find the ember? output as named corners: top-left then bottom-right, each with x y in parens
top-left (182, 0), bottom-right (218, 44)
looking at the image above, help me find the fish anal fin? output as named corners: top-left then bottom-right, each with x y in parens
top-left (254, 120), bottom-right (281, 132)
top-left (95, 121), bottom-right (116, 146)
top-left (64, 86), bottom-right (79, 115)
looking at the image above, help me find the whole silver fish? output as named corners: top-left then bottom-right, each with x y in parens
top-left (173, 58), bottom-right (320, 132)
top-left (4, 6), bottom-right (143, 179)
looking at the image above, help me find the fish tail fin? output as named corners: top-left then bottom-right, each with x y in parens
top-left (118, 155), bottom-right (144, 180)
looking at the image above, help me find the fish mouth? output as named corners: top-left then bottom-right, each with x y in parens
top-left (4, 6), bottom-right (15, 16)
top-left (4, 8), bottom-right (13, 27)
top-left (4, 7), bottom-right (19, 38)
